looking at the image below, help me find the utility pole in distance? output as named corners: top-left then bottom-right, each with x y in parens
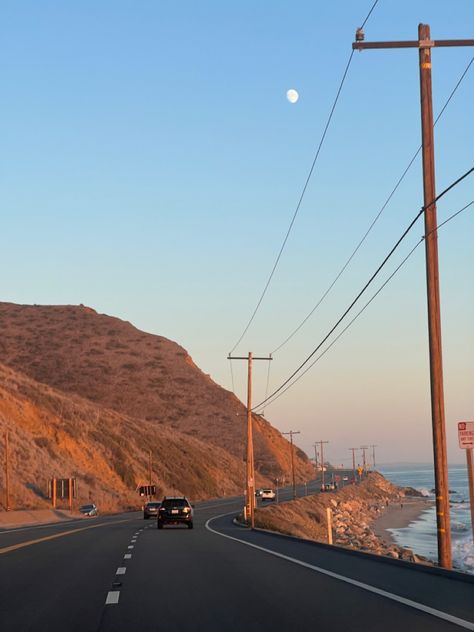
top-left (353, 25), bottom-right (474, 570)
top-left (5, 431), bottom-right (10, 511)
top-left (318, 440), bottom-right (329, 490)
top-left (349, 447), bottom-right (358, 483)
top-left (282, 430), bottom-right (301, 499)
top-left (360, 446), bottom-right (368, 473)
top-left (228, 352), bottom-right (272, 527)
top-left (313, 442), bottom-right (319, 476)
top-left (370, 444), bottom-right (377, 471)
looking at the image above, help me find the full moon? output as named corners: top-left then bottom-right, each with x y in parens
top-left (286, 88), bottom-right (299, 104)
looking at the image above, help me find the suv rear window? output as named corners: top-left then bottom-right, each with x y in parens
top-left (162, 499), bottom-right (188, 508)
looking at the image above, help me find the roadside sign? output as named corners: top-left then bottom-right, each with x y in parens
top-left (458, 421), bottom-right (474, 449)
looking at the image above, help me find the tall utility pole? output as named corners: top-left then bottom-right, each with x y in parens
top-left (370, 444), bottom-right (377, 471)
top-left (313, 442), bottom-right (319, 475)
top-left (149, 449), bottom-right (153, 501)
top-left (349, 447), bottom-right (357, 483)
top-left (353, 24), bottom-right (474, 570)
top-left (227, 352), bottom-right (272, 527)
top-left (283, 431), bottom-right (301, 499)
top-left (318, 440), bottom-right (329, 489)
top-left (5, 431), bottom-right (10, 511)
top-left (360, 446), bottom-right (368, 473)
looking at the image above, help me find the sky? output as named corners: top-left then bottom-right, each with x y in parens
top-left (1, 1), bottom-right (473, 467)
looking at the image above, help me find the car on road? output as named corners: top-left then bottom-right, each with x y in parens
top-left (321, 483), bottom-right (335, 492)
top-left (260, 489), bottom-right (276, 501)
top-left (157, 496), bottom-right (194, 529)
top-left (143, 501), bottom-right (161, 519)
top-left (79, 503), bottom-right (98, 517)
top-left (255, 488), bottom-right (264, 497)
top-left (342, 476), bottom-right (349, 481)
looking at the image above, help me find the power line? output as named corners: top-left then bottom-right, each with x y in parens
top-left (254, 198), bottom-right (474, 410)
top-left (252, 168), bottom-right (473, 410)
top-left (229, 1), bottom-right (382, 354)
top-left (271, 55), bottom-right (474, 354)
top-left (254, 200), bottom-right (474, 406)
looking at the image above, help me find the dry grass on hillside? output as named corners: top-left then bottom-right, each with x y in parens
top-left (0, 302), bottom-right (313, 483)
top-left (0, 364), bottom-right (256, 511)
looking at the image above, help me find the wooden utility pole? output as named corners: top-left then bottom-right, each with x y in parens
top-left (349, 447), bottom-right (357, 483)
top-left (68, 477), bottom-right (73, 512)
top-left (467, 449), bottom-right (474, 545)
top-left (370, 444), bottom-right (377, 471)
top-left (5, 431), bottom-right (10, 511)
top-left (227, 352), bottom-right (272, 527)
top-left (318, 440), bottom-right (329, 489)
top-left (313, 442), bottom-right (319, 475)
top-left (360, 446), bottom-right (368, 473)
top-left (52, 477), bottom-right (57, 509)
top-left (283, 430), bottom-right (300, 499)
top-left (353, 25), bottom-right (474, 569)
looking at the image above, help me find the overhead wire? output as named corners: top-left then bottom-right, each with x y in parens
top-left (229, 0), bottom-right (382, 355)
top-left (252, 166), bottom-right (474, 410)
top-left (270, 54), bottom-right (474, 354)
top-left (255, 198), bottom-right (474, 411)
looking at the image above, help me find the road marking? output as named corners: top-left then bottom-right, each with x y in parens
top-left (206, 513), bottom-right (474, 631)
top-left (124, 553), bottom-right (132, 559)
top-left (105, 591), bottom-right (120, 605)
top-left (127, 545), bottom-right (134, 549)
top-left (0, 519), bottom-right (132, 556)
top-left (116, 567), bottom-right (127, 575)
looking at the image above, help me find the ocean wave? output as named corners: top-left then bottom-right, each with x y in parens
top-left (452, 536), bottom-right (474, 573)
top-left (417, 488), bottom-right (433, 497)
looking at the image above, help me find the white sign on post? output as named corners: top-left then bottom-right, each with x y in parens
top-left (458, 421), bottom-right (474, 449)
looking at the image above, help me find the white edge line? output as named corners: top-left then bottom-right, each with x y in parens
top-left (105, 591), bottom-right (120, 605)
top-left (205, 512), bottom-right (474, 631)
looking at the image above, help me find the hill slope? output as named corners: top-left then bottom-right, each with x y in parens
top-left (0, 302), bottom-right (313, 506)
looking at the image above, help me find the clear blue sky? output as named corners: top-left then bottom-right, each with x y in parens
top-left (1, 1), bottom-right (473, 465)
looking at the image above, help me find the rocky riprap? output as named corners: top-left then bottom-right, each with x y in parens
top-left (254, 472), bottom-right (431, 564)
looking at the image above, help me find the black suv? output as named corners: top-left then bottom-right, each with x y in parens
top-left (157, 496), bottom-right (194, 529)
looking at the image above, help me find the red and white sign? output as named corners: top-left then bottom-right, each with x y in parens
top-left (458, 421), bottom-right (474, 449)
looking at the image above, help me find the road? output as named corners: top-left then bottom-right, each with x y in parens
top-left (1, 488), bottom-right (473, 631)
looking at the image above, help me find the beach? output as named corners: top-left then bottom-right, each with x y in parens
top-left (372, 497), bottom-right (434, 547)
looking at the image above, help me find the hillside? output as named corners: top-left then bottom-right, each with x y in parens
top-left (0, 302), bottom-right (314, 508)
top-left (0, 363), bottom-right (251, 510)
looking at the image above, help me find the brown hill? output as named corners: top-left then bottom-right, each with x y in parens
top-left (0, 363), bottom-right (250, 510)
top-left (0, 302), bottom-right (313, 508)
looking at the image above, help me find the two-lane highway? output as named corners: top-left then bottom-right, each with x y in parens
top-left (1, 493), bottom-right (473, 631)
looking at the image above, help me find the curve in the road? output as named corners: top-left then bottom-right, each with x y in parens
top-left (206, 512), bottom-right (474, 631)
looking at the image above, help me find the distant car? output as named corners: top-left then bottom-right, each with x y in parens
top-left (79, 503), bottom-right (98, 517)
top-left (255, 489), bottom-right (264, 497)
top-left (157, 497), bottom-right (194, 529)
top-left (342, 476), bottom-right (349, 481)
top-left (143, 501), bottom-right (161, 519)
top-left (261, 489), bottom-right (276, 501)
top-left (321, 483), bottom-right (335, 492)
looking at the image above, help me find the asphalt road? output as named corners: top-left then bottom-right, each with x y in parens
top-left (1, 488), bottom-right (473, 632)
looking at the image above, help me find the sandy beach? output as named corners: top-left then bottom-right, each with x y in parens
top-left (372, 497), bottom-right (433, 546)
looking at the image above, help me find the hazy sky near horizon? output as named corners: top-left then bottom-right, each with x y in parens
top-left (1, 1), bottom-right (473, 467)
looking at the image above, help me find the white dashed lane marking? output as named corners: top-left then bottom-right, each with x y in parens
top-left (105, 591), bottom-right (120, 605)
top-left (127, 545), bottom-right (134, 549)
top-left (124, 553), bottom-right (132, 559)
top-left (116, 567), bottom-right (127, 575)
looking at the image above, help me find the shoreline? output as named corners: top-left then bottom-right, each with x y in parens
top-left (372, 497), bottom-right (433, 547)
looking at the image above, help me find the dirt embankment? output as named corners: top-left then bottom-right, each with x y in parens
top-left (254, 472), bottom-right (431, 563)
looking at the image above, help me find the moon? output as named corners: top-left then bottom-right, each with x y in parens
top-left (286, 88), bottom-right (299, 104)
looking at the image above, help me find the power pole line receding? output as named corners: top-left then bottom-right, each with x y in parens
top-left (282, 430), bottom-right (301, 499)
top-left (318, 440), bottom-right (329, 489)
top-left (353, 24), bottom-right (474, 570)
top-left (227, 353), bottom-right (272, 527)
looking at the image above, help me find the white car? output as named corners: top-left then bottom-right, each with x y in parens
top-left (261, 489), bottom-right (276, 501)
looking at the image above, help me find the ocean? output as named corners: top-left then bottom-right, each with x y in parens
top-left (379, 463), bottom-right (473, 574)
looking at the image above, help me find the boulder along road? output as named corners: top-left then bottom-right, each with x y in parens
top-left (1, 484), bottom-right (473, 632)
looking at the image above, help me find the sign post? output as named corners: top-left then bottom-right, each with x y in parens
top-left (458, 421), bottom-right (474, 544)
